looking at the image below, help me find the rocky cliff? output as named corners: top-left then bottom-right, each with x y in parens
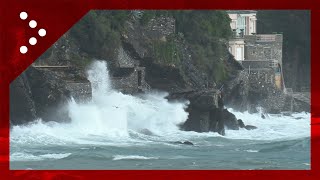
top-left (224, 68), bottom-right (310, 114)
top-left (10, 67), bottom-right (91, 125)
top-left (10, 11), bottom-right (261, 135)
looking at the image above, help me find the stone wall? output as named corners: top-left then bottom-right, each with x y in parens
top-left (241, 60), bottom-right (270, 69)
top-left (248, 68), bottom-right (275, 89)
top-left (244, 34), bottom-right (283, 67)
top-left (111, 67), bottom-right (148, 94)
top-left (117, 46), bottom-right (139, 68)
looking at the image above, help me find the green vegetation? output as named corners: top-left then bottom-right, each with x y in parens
top-left (69, 54), bottom-right (92, 68)
top-left (151, 36), bottom-right (182, 66)
top-left (257, 10), bottom-right (310, 90)
top-left (141, 10), bottom-right (232, 83)
top-left (67, 10), bottom-right (233, 83)
top-left (69, 11), bottom-right (130, 60)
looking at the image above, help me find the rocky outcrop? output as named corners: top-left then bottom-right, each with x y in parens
top-left (167, 89), bottom-right (255, 135)
top-left (224, 68), bottom-right (309, 113)
top-left (122, 17), bottom-right (209, 93)
top-left (10, 15), bottom-right (255, 136)
top-left (10, 73), bottom-right (37, 125)
top-left (224, 70), bottom-right (250, 112)
top-left (118, 16), bottom-right (256, 135)
top-left (10, 67), bottom-right (91, 126)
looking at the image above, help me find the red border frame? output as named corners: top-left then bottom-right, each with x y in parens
top-left (1, 0), bottom-right (319, 179)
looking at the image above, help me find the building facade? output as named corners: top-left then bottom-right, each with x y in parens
top-left (227, 10), bottom-right (257, 36)
top-left (227, 10), bottom-right (284, 90)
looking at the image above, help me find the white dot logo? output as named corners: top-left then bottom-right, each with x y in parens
top-left (38, 28), bottom-right (46, 37)
top-left (20, 12), bottom-right (28, 20)
top-left (19, 12), bottom-right (47, 54)
top-left (29, 37), bottom-right (37, 45)
top-left (29, 20), bottom-right (37, 28)
top-left (20, 46), bottom-right (28, 54)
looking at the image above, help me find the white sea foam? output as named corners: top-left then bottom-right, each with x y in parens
top-left (225, 109), bottom-right (310, 141)
top-left (245, 149), bottom-right (259, 153)
top-left (113, 155), bottom-right (158, 160)
top-left (10, 61), bottom-right (189, 147)
top-left (10, 60), bottom-right (310, 162)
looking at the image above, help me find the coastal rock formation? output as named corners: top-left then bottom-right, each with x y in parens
top-left (10, 67), bottom-right (91, 125)
top-left (168, 89), bottom-right (257, 135)
top-left (224, 69), bottom-right (310, 113)
top-left (10, 12), bottom-right (256, 136)
top-left (10, 73), bottom-right (37, 125)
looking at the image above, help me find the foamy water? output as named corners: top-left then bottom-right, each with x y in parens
top-left (10, 61), bottom-right (310, 169)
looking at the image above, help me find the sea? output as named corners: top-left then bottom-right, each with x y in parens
top-left (10, 61), bottom-right (310, 170)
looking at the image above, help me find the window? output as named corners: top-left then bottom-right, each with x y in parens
top-left (236, 47), bottom-right (243, 60)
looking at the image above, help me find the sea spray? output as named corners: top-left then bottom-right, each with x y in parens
top-left (10, 61), bottom-right (310, 169)
top-left (11, 60), bottom-right (190, 145)
top-left (70, 60), bottom-right (190, 136)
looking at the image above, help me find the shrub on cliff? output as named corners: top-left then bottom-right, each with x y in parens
top-left (69, 11), bottom-right (129, 60)
top-left (67, 10), bottom-right (234, 84)
top-left (141, 10), bottom-right (233, 83)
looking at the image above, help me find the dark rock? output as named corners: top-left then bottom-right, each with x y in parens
top-left (224, 71), bottom-right (249, 112)
top-left (25, 67), bottom-right (72, 123)
top-left (10, 67), bottom-right (92, 126)
top-left (261, 114), bottom-right (266, 119)
top-left (238, 119), bottom-right (245, 128)
top-left (222, 109), bottom-right (239, 130)
top-left (139, 129), bottom-right (154, 136)
top-left (182, 141), bottom-right (194, 145)
top-left (10, 73), bottom-right (37, 125)
top-left (183, 107), bottom-right (211, 133)
top-left (180, 90), bottom-right (227, 135)
top-left (208, 108), bottom-right (225, 135)
top-left (245, 125), bottom-right (258, 130)
top-left (224, 68), bottom-right (309, 113)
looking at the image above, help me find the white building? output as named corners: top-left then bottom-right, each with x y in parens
top-left (227, 10), bottom-right (257, 36)
top-left (227, 10), bottom-right (284, 90)
top-left (227, 10), bottom-right (257, 61)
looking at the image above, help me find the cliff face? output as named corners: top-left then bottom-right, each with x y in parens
top-left (10, 11), bottom-right (253, 135)
top-left (10, 67), bottom-right (91, 125)
top-left (224, 69), bottom-right (310, 114)
top-left (120, 15), bottom-right (248, 134)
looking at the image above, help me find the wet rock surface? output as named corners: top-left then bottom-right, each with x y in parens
top-left (224, 69), bottom-right (310, 114)
top-left (10, 16), bottom-right (256, 136)
top-left (10, 67), bottom-right (91, 126)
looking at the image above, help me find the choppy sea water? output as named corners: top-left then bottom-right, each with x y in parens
top-left (10, 61), bottom-right (310, 170)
